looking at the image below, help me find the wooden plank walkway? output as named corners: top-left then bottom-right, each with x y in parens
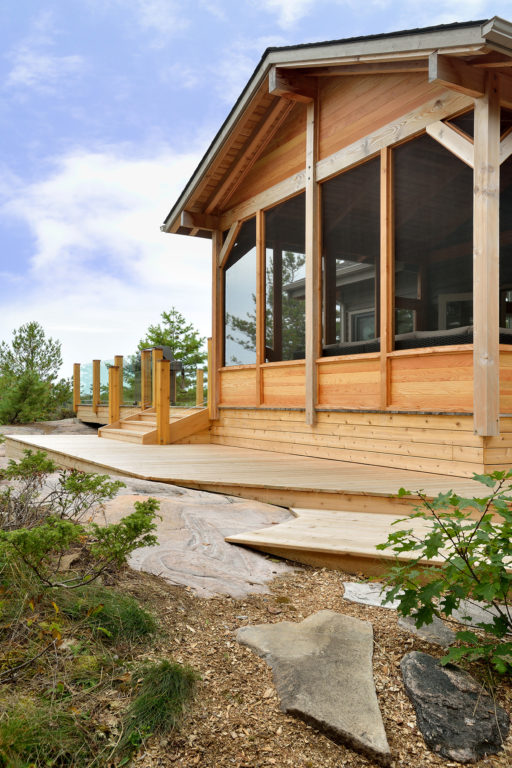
top-left (226, 509), bottom-right (437, 575)
top-left (5, 434), bottom-right (485, 514)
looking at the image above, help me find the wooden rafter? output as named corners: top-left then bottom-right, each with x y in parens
top-left (269, 67), bottom-right (316, 102)
top-left (501, 130), bottom-right (512, 164)
top-left (217, 222), bottom-right (240, 268)
top-left (429, 52), bottom-right (486, 98)
top-left (468, 51), bottom-right (512, 68)
top-left (205, 98), bottom-right (294, 214)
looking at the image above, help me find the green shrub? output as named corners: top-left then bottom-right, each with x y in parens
top-left (60, 585), bottom-right (157, 643)
top-left (377, 470), bottom-right (512, 673)
top-left (120, 660), bottom-right (198, 752)
top-left (0, 449), bottom-right (124, 530)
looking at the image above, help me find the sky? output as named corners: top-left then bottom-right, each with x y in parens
top-left (1, 0), bottom-right (511, 377)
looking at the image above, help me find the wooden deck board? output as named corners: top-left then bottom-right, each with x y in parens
top-left (4, 434), bottom-right (485, 513)
top-left (226, 509), bottom-right (436, 575)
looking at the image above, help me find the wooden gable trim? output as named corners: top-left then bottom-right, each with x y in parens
top-left (205, 98), bottom-right (295, 214)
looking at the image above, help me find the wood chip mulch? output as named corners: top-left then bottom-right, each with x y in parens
top-left (117, 562), bottom-right (512, 768)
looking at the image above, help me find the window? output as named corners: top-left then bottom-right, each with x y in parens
top-left (223, 218), bottom-right (257, 365)
top-left (265, 194), bottom-right (306, 362)
top-left (321, 156), bottom-right (380, 356)
top-left (394, 134), bottom-right (473, 349)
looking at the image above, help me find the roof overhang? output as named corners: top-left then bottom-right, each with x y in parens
top-left (161, 17), bottom-right (512, 239)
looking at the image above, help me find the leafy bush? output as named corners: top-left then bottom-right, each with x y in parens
top-left (59, 584), bottom-right (158, 642)
top-left (377, 471), bottom-right (512, 673)
top-left (121, 660), bottom-right (198, 753)
top-left (0, 449), bottom-right (124, 530)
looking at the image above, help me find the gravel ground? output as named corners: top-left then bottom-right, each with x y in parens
top-left (119, 566), bottom-right (512, 768)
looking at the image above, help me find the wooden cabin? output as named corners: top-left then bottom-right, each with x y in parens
top-left (159, 17), bottom-right (512, 480)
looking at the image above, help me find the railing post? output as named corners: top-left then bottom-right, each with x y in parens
top-left (152, 348), bottom-right (163, 408)
top-left (73, 363), bottom-right (81, 413)
top-left (196, 368), bottom-right (204, 406)
top-left (92, 359), bottom-right (100, 413)
top-left (156, 359), bottom-right (171, 444)
top-left (114, 355), bottom-right (123, 407)
top-left (108, 365), bottom-right (121, 425)
top-left (140, 350), bottom-right (151, 408)
top-left (207, 338), bottom-right (212, 418)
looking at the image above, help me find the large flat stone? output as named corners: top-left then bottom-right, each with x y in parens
top-left (401, 651), bottom-right (509, 763)
top-left (342, 580), bottom-right (401, 609)
top-left (398, 615), bottom-right (455, 648)
top-left (237, 610), bottom-right (391, 765)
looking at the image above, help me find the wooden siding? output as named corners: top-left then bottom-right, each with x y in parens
top-left (317, 355), bottom-right (380, 408)
top-left (389, 349), bottom-right (473, 412)
top-left (500, 348), bottom-right (512, 413)
top-left (262, 361), bottom-right (305, 407)
top-left (210, 407), bottom-right (484, 477)
top-left (318, 73), bottom-right (446, 162)
top-left (219, 366), bottom-right (258, 406)
top-left (225, 102), bottom-right (307, 210)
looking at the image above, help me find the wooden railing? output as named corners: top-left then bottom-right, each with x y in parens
top-left (73, 342), bottom-right (210, 419)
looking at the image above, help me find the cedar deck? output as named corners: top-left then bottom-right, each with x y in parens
top-left (4, 434), bottom-right (487, 574)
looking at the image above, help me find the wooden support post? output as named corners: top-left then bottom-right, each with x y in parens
top-left (212, 230), bottom-right (223, 420)
top-left (305, 96), bottom-right (319, 425)
top-left (256, 209), bottom-right (265, 405)
top-left (473, 73), bottom-right (500, 437)
top-left (207, 337), bottom-right (213, 417)
top-left (196, 368), bottom-right (204, 406)
top-left (92, 359), bottom-right (100, 413)
top-left (170, 369), bottom-right (177, 406)
top-left (114, 355), bottom-right (123, 406)
top-left (152, 348), bottom-right (163, 408)
top-left (140, 350), bottom-right (151, 407)
top-left (380, 147), bottom-right (394, 409)
top-left (73, 363), bottom-right (80, 413)
top-left (108, 365), bottom-right (120, 425)
top-left (156, 359), bottom-right (171, 445)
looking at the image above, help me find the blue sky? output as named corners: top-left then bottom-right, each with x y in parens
top-left (1, 0), bottom-right (510, 375)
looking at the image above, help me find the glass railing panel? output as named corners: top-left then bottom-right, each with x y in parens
top-left (100, 359), bottom-right (113, 403)
top-left (122, 354), bottom-right (141, 406)
top-left (79, 362), bottom-right (93, 404)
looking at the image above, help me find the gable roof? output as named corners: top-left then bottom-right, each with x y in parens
top-left (161, 17), bottom-right (512, 237)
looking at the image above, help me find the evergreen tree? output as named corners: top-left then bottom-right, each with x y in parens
top-left (0, 322), bottom-right (72, 424)
top-left (138, 308), bottom-right (207, 404)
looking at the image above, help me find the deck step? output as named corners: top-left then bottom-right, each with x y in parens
top-left (99, 428), bottom-right (147, 444)
top-left (120, 420), bottom-right (155, 431)
top-left (226, 509), bottom-right (437, 577)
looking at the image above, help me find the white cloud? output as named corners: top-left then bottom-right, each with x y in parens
top-left (212, 35), bottom-right (289, 105)
top-left (257, 0), bottom-right (316, 29)
top-left (160, 62), bottom-right (201, 89)
top-left (5, 10), bottom-right (85, 93)
top-left (0, 143), bottom-right (212, 376)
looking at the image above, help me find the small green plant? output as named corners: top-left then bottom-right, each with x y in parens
top-left (0, 449), bottom-right (125, 530)
top-left (59, 585), bottom-right (158, 642)
top-left (377, 470), bottom-right (512, 673)
top-left (120, 660), bottom-right (198, 755)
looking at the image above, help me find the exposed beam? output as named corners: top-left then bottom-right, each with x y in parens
top-left (217, 222), bottom-right (240, 268)
top-left (205, 99), bottom-right (294, 214)
top-left (429, 52), bottom-right (486, 98)
top-left (473, 73), bottom-right (500, 437)
top-left (305, 99), bottom-right (319, 426)
top-left (426, 120), bottom-right (474, 167)
top-left (180, 210), bottom-right (220, 231)
top-left (500, 129), bottom-right (512, 164)
top-left (269, 66), bottom-right (316, 102)
top-left (302, 59), bottom-right (427, 77)
top-left (379, 147), bottom-right (393, 409)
